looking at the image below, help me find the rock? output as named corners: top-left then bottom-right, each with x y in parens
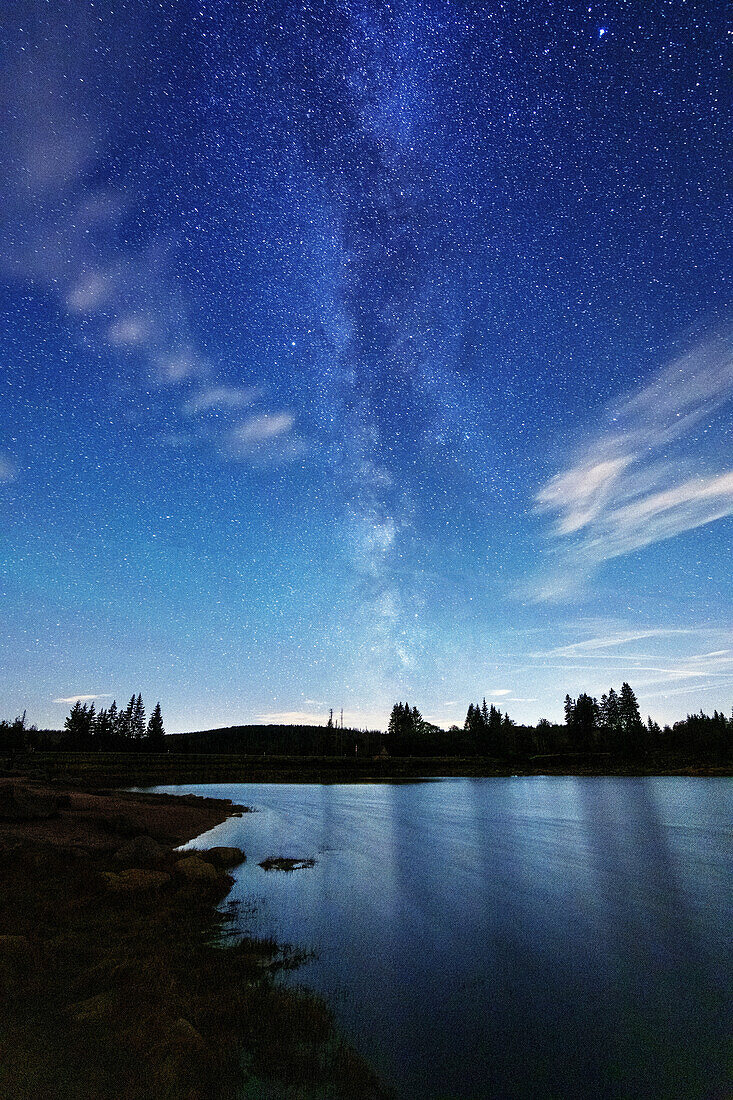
top-left (68, 991), bottom-right (120, 1025)
top-left (0, 785), bottom-right (60, 821)
top-left (103, 869), bottom-right (171, 894)
top-left (67, 792), bottom-right (100, 811)
top-left (96, 812), bottom-right (138, 836)
top-left (113, 835), bottom-right (168, 868)
top-left (158, 1016), bottom-right (207, 1055)
top-left (0, 934), bottom-right (35, 995)
top-left (194, 846), bottom-right (245, 869)
top-left (173, 856), bottom-right (221, 886)
top-left (258, 857), bottom-right (316, 872)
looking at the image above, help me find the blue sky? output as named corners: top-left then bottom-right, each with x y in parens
top-left (0, 0), bottom-right (730, 733)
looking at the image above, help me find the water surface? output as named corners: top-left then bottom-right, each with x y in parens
top-left (144, 777), bottom-right (731, 1099)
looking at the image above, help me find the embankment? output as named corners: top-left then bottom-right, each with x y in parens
top-left (0, 778), bottom-right (389, 1100)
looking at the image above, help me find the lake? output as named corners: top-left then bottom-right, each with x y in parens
top-left (143, 777), bottom-right (732, 1099)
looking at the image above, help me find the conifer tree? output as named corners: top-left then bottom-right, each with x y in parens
top-left (108, 700), bottom-right (120, 743)
top-left (131, 694), bottom-right (146, 741)
top-left (619, 682), bottom-right (643, 754)
top-left (146, 702), bottom-right (165, 750)
top-left (119, 696), bottom-right (135, 743)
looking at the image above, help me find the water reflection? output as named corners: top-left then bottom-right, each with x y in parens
top-left (148, 778), bottom-right (731, 1099)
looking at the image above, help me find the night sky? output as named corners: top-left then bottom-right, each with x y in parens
top-left (1, 1), bottom-right (730, 733)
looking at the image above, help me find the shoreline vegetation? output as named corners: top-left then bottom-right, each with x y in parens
top-left (0, 778), bottom-right (389, 1100)
top-left (0, 750), bottom-right (729, 792)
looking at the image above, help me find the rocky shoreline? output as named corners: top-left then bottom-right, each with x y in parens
top-left (0, 778), bottom-right (389, 1100)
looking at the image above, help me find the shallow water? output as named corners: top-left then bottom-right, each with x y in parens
top-left (143, 777), bottom-right (732, 1099)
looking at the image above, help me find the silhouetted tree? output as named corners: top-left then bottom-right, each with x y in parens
top-left (92, 707), bottom-right (113, 750)
top-left (388, 702), bottom-right (425, 743)
top-left (619, 681), bottom-right (644, 754)
top-left (64, 701), bottom-right (95, 749)
top-left (131, 694), bottom-right (146, 743)
top-left (566, 693), bottom-right (599, 751)
top-left (146, 702), bottom-right (165, 750)
top-left (119, 697), bottom-right (135, 743)
top-left (0, 713), bottom-right (30, 754)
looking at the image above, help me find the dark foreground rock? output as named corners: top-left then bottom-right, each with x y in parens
top-left (102, 868), bottom-right (172, 894)
top-left (174, 854), bottom-right (223, 885)
top-left (0, 784), bottom-right (60, 821)
top-left (195, 845), bottom-right (246, 868)
top-left (112, 834), bottom-right (168, 868)
top-left (0, 782), bottom-right (390, 1100)
top-left (259, 856), bottom-right (316, 872)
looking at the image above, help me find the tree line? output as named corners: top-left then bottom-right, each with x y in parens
top-left (0, 696), bottom-right (166, 753)
top-left (63, 695), bottom-right (166, 750)
top-left (1, 682), bottom-right (730, 759)
top-left (387, 683), bottom-right (731, 759)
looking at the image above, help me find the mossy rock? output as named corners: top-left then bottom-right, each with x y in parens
top-left (102, 868), bottom-right (171, 893)
top-left (174, 856), bottom-right (221, 886)
top-left (113, 835), bottom-right (169, 868)
top-left (195, 846), bottom-right (245, 868)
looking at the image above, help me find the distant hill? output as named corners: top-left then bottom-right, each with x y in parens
top-left (167, 723), bottom-right (385, 756)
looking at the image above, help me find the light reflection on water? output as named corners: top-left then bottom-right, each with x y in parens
top-left (145, 777), bottom-right (731, 1099)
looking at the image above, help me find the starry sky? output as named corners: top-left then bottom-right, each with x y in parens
top-left (1, 0), bottom-right (731, 734)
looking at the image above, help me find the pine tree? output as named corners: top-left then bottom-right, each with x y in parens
top-left (119, 696), bottom-right (135, 744)
top-left (64, 701), bottom-right (85, 746)
top-left (93, 707), bottom-right (112, 750)
top-left (388, 702), bottom-right (424, 740)
top-left (131, 694), bottom-right (146, 742)
top-left (108, 700), bottom-right (120, 743)
top-left (146, 702), bottom-right (165, 750)
top-left (619, 682), bottom-right (643, 754)
top-left (568, 693), bottom-right (599, 751)
top-left (64, 701), bottom-right (94, 748)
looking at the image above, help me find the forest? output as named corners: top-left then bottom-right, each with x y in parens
top-left (0, 695), bottom-right (166, 753)
top-left (1, 682), bottom-right (730, 761)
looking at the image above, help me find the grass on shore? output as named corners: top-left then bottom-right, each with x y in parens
top-left (3, 750), bottom-right (729, 791)
top-left (0, 788), bottom-right (390, 1100)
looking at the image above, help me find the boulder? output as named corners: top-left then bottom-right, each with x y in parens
top-left (0, 785), bottom-right (60, 821)
top-left (103, 869), bottom-right (171, 894)
top-left (195, 846), bottom-right (245, 869)
top-left (258, 856), bottom-right (315, 872)
top-left (0, 934), bottom-right (35, 995)
top-left (113, 835), bottom-right (168, 868)
top-left (68, 991), bottom-right (120, 1025)
top-left (157, 1016), bottom-right (207, 1055)
top-left (173, 856), bottom-right (221, 886)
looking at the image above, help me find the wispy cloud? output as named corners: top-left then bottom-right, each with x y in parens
top-left (0, 455), bottom-right (16, 483)
top-left (541, 628), bottom-right (695, 656)
top-left (255, 710), bottom-right (331, 724)
top-left (54, 693), bottom-right (111, 704)
top-left (0, 24), bottom-right (297, 470)
top-left (232, 412), bottom-right (294, 446)
top-left (532, 333), bottom-right (733, 599)
top-left (227, 412), bottom-right (307, 462)
top-left (183, 386), bottom-right (258, 416)
top-left (527, 623), bottom-right (733, 700)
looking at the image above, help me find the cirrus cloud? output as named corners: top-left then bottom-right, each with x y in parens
top-left (531, 333), bottom-right (733, 600)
